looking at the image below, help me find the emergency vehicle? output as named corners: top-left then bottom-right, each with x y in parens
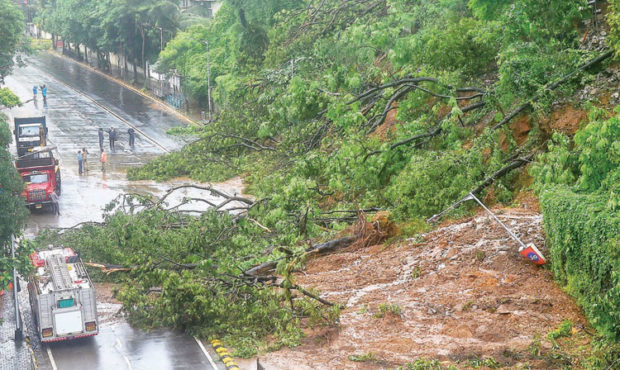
top-left (27, 247), bottom-right (98, 342)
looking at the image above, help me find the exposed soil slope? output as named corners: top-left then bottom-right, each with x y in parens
top-left (260, 207), bottom-right (587, 369)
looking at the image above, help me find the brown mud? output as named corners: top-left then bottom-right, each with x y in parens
top-left (259, 207), bottom-right (587, 369)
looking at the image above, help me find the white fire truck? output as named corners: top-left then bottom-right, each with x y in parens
top-left (27, 247), bottom-right (99, 342)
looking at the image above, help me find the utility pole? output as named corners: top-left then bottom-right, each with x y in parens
top-left (205, 40), bottom-right (212, 122)
top-left (158, 27), bottom-right (164, 97)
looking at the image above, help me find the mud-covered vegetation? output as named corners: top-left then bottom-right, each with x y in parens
top-left (33, 0), bottom-right (619, 363)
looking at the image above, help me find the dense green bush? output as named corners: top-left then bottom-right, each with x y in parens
top-left (533, 107), bottom-right (619, 341)
top-left (540, 188), bottom-right (619, 340)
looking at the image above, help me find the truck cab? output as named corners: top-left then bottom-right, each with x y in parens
top-left (14, 116), bottom-right (47, 157)
top-left (15, 151), bottom-right (61, 210)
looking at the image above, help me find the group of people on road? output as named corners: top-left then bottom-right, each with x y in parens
top-left (78, 146), bottom-right (107, 174)
top-left (79, 127), bottom-right (136, 174)
top-left (33, 84), bottom-right (48, 101)
top-left (98, 127), bottom-right (135, 152)
top-left (76, 147), bottom-right (90, 175)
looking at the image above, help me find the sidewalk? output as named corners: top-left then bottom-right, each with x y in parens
top-left (0, 290), bottom-right (35, 370)
top-left (48, 48), bottom-right (201, 126)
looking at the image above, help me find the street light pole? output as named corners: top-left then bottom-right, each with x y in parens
top-left (205, 40), bottom-right (212, 122)
top-left (158, 27), bottom-right (164, 98)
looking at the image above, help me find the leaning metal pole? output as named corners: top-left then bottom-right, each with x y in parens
top-left (468, 193), bottom-right (527, 249)
top-left (11, 234), bottom-right (23, 341)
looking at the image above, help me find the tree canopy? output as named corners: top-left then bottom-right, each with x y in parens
top-left (0, 0), bottom-right (24, 82)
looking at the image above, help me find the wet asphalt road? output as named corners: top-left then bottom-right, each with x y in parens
top-left (47, 325), bottom-right (216, 370)
top-left (3, 53), bottom-right (222, 370)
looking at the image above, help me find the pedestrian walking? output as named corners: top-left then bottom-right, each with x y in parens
top-left (82, 147), bottom-right (89, 173)
top-left (128, 128), bottom-right (135, 147)
top-left (77, 150), bottom-right (83, 175)
top-left (100, 149), bottom-right (107, 172)
top-left (33, 85), bottom-right (38, 99)
top-left (98, 128), bottom-right (104, 150)
top-left (50, 191), bottom-right (60, 215)
top-left (108, 127), bottom-right (117, 151)
top-left (41, 85), bottom-right (47, 101)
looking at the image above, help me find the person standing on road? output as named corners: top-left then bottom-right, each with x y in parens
top-left (50, 191), bottom-right (60, 215)
top-left (128, 128), bottom-right (135, 147)
top-left (82, 147), bottom-right (89, 173)
top-left (100, 149), bottom-right (107, 172)
top-left (33, 85), bottom-right (38, 99)
top-left (98, 128), bottom-right (104, 150)
top-left (108, 127), bottom-right (117, 151)
top-left (41, 85), bottom-right (47, 101)
top-left (77, 150), bottom-right (83, 175)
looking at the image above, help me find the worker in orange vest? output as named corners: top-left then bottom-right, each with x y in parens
top-left (100, 149), bottom-right (107, 172)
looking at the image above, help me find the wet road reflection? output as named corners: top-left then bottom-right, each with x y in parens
top-left (4, 53), bottom-right (224, 369)
top-left (49, 324), bottom-right (215, 370)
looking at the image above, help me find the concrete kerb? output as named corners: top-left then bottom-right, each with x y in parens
top-left (211, 339), bottom-right (241, 370)
top-left (46, 50), bottom-right (199, 127)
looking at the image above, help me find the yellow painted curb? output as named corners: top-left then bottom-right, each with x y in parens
top-left (210, 338), bottom-right (239, 369)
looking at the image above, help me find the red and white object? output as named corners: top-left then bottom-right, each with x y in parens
top-left (469, 193), bottom-right (547, 265)
top-left (519, 243), bottom-right (547, 265)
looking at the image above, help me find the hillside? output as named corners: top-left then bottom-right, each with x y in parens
top-left (260, 207), bottom-right (588, 368)
top-left (34, 0), bottom-right (619, 367)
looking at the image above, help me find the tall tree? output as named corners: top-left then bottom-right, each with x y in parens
top-left (0, 93), bottom-right (29, 290)
top-left (0, 0), bottom-right (25, 83)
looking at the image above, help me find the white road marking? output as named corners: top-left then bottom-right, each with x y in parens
top-left (114, 337), bottom-right (133, 370)
top-left (34, 66), bottom-right (171, 154)
top-left (46, 346), bottom-right (58, 370)
top-left (194, 336), bottom-right (218, 369)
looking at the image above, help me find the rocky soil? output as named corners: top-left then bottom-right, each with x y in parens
top-left (259, 206), bottom-right (589, 369)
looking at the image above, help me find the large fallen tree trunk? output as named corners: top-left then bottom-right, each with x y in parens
top-left (244, 236), bottom-right (358, 277)
top-left (426, 152), bottom-right (535, 223)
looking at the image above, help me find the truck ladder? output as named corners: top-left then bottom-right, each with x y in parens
top-left (47, 253), bottom-right (73, 291)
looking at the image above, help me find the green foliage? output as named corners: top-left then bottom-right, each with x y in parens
top-left (0, 0), bottom-right (24, 81)
top-left (30, 38), bottom-right (53, 51)
top-left (547, 319), bottom-right (573, 341)
top-left (532, 109), bottom-right (618, 342)
top-left (405, 16), bottom-right (499, 77)
top-left (608, 0), bottom-right (620, 59)
top-left (34, 0), bottom-right (620, 357)
top-left (529, 133), bottom-right (579, 192)
top-left (399, 358), bottom-right (443, 370)
top-left (0, 114), bottom-right (29, 290)
top-left (387, 130), bottom-right (508, 219)
top-left (540, 188), bottom-right (619, 341)
top-left (373, 302), bottom-right (402, 318)
top-left (34, 201), bottom-right (337, 355)
top-left (36, 0), bottom-right (180, 73)
top-left (348, 351), bottom-right (376, 362)
top-left (0, 87), bottom-right (22, 109)
top-left (574, 109), bottom-right (620, 191)
top-left (466, 356), bottom-right (502, 368)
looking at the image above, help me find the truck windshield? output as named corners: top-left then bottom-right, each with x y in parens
top-left (20, 126), bottom-right (40, 137)
top-left (23, 173), bottom-right (48, 184)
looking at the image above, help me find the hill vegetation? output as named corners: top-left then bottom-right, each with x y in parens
top-left (33, 0), bottom-right (619, 363)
